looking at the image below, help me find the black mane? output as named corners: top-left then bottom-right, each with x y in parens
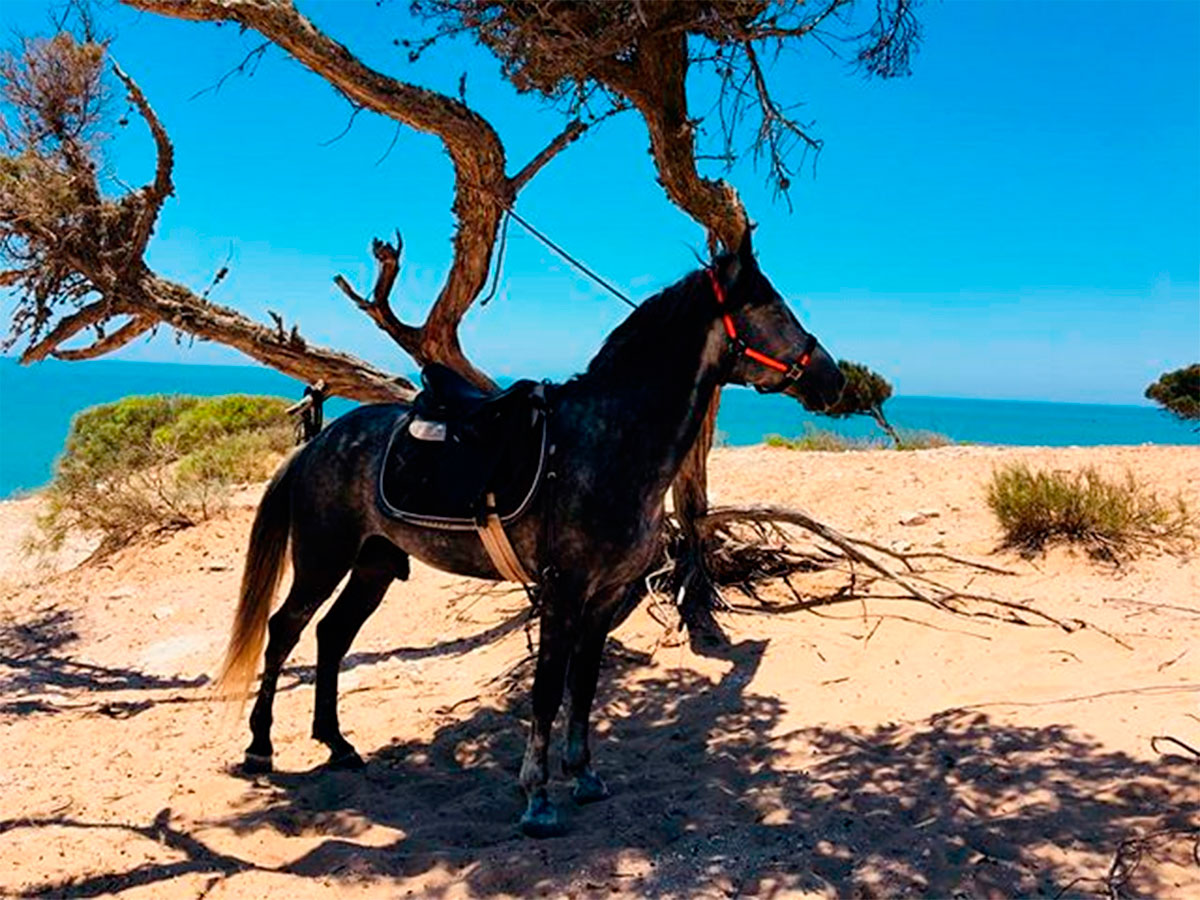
top-left (581, 267), bottom-right (717, 381)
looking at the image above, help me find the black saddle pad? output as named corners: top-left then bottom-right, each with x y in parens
top-left (378, 381), bottom-right (547, 530)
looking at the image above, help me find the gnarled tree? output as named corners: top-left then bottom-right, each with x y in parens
top-left (408, 0), bottom-right (920, 632)
top-left (1, 32), bottom-right (413, 402)
top-left (3, 0), bottom-right (921, 638)
top-left (2, 4), bottom-right (594, 398)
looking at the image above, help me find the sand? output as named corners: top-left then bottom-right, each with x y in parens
top-left (0, 444), bottom-right (1197, 898)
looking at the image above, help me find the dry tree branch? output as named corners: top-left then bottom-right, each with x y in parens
top-left (188, 39), bottom-right (270, 100)
top-left (699, 504), bottom-right (949, 609)
top-left (111, 62), bottom-right (173, 260)
top-left (52, 314), bottom-right (154, 360)
top-left (333, 232), bottom-right (422, 356)
top-left (21, 298), bottom-right (120, 363)
top-left (686, 504), bottom-right (1089, 636)
top-left (509, 117), bottom-right (586, 193)
top-left (741, 39), bottom-right (822, 199)
top-left (124, 0), bottom-right (510, 387)
top-left (3, 25), bottom-right (436, 402)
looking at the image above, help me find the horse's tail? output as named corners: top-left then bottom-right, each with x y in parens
top-left (216, 451), bottom-right (297, 699)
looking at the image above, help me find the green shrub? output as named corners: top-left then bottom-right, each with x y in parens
top-left (766, 425), bottom-right (884, 451)
top-left (895, 428), bottom-right (955, 450)
top-left (986, 463), bottom-right (1193, 557)
top-left (38, 394), bottom-right (292, 556)
top-left (766, 424), bottom-right (953, 452)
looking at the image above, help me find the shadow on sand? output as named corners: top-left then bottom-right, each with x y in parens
top-left (8, 635), bottom-right (1197, 897)
top-left (0, 608), bottom-right (208, 716)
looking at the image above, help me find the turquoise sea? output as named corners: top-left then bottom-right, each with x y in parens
top-left (1, 356), bottom-right (1196, 499)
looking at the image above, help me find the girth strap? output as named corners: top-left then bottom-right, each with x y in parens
top-left (476, 492), bottom-right (533, 584)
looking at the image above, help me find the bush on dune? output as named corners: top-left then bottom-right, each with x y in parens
top-left (766, 424), bottom-right (954, 452)
top-left (37, 394), bottom-right (293, 556)
top-left (986, 463), bottom-right (1193, 559)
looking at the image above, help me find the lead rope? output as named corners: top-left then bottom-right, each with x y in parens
top-left (497, 204), bottom-right (639, 310)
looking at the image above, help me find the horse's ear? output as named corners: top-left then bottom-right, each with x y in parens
top-left (737, 226), bottom-right (754, 267)
top-left (714, 226), bottom-right (754, 288)
top-left (716, 253), bottom-right (741, 287)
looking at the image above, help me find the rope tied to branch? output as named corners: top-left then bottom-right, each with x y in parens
top-left (487, 202), bottom-right (639, 310)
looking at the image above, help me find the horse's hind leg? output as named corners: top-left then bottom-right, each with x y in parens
top-left (243, 548), bottom-right (353, 773)
top-left (312, 537), bottom-right (408, 769)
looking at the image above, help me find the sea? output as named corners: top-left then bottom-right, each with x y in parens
top-left (1, 356), bottom-right (1196, 499)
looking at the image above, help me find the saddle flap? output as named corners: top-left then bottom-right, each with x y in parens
top-left (378, 382), bottom-right (548, 530)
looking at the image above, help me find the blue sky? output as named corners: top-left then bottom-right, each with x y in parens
top-left (1, 0), bottom-right (1197, 404)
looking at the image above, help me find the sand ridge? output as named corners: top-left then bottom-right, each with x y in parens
top-left (0, 444), bottom-right (1197, 897)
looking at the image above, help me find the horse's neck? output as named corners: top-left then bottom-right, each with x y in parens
top-left (566, 315), bottom-right (727, 497)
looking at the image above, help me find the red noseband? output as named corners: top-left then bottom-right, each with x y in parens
top-left (707, 268), bottom-right (814, 383)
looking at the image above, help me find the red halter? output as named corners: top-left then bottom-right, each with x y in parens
top-left (707, 268), bottom-right (814, 383)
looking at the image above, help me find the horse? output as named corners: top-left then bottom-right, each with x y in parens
top-left (217, 231), bottom-right (845, 836)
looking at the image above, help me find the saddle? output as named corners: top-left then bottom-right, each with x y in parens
top-left (378, 364), bottom-right (549, 582)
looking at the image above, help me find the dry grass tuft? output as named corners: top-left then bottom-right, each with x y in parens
top-left (986, 463), bottom-right (1194, 559)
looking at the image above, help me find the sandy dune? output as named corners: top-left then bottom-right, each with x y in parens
top-left (0, 444), bottom-right (1197, 898)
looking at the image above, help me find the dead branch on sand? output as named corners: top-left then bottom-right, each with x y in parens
top-left (671, 503), bottom-right (1084, 634)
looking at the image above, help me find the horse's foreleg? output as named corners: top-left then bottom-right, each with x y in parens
top-left (562, 604), bottom-right (616, 804)
top-left (519, 602), bottom-right (573, 837)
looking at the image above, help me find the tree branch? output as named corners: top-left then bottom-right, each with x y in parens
top-left (508, 118), bottom-right (586, 193)
top-left (124, 0), bottom-right (509, 388)
top-left (21, 298), bottom-right (120, 363)
top-left (111, 62), bottom-right (174, 259)
top-left (742, 39), bottom-right (822, 198)
top-left (698, 504), bottom-right (948, 609)
top-left (52, 314), bottom-right (154, 360)
top-left (135, 274), bottom-right (416, 402)
top-left (333, 232), bottom-right (422, 357)
top-left (589, 29), bottom-right (748, 250)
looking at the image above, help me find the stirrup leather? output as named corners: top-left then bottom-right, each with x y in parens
top-left (476, 492), bottom-right (532, 584)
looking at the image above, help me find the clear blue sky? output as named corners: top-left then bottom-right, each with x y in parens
top-left (2, 0), bottom-right (1197, 404)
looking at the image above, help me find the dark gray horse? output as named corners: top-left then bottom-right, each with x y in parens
top-left (218, 232), bottom-right (844, 836)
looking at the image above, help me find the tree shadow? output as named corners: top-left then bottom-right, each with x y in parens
top-left (10, 636), bottom-right (1197, 897)
top-left (277, 607), bottom-right (531, 687)
top-left (226, 640), bottom-right (1198, 896)
top-left (0, 604), bottom-right (532, 719)
top-left (0, 808), bottom-right (259, 899)
top-left (0, 608), bottom-right (207, 716)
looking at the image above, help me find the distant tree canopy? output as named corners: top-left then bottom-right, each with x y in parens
top-left (822, 360), bottom-right (900, 446)
top-left (1145, 364), bottom-right (1200, 422)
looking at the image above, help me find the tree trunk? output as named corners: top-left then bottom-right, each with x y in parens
top-left (872, 406), bottom-right (902, 448)
top-left (671, 387), bottom-right (727, 644)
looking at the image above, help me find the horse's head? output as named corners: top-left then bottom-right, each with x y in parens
top-left (707, 231), bottom-right (845, 412)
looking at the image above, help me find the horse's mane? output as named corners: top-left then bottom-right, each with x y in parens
top-left (581, 266), bottom-right (716, 382)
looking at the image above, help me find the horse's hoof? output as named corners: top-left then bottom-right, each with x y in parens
top-left (240, 752), bottom-right (273, 775)
top-left (327, 748), bottom-right (365, 771)
top-left (572, 770), bottom-right (609, 805)
top-left (519, 795), bottom-right (565, 838)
